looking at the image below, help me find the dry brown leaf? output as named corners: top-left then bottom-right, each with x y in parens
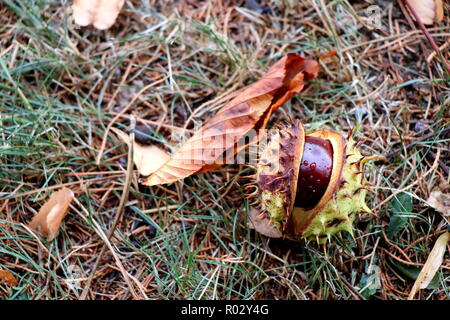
top-left (141, 53), bottom-right (319, 186)
top-left (112, 128), bottom-right (170, 176)
top-left (248, 207), bottom-right (282, 238)
top-left (408, 231), bottom-right (449, 300)
top-left (427, 190), bottom-right (450, 216)
top-left (0, 269), bottom-right (18, 286)
top-left (28, 188), bottom-right (75, 241)
top-left (73, 0), bottom-right (125, 30)
top-left (407, 0), bottom-right (444, 25)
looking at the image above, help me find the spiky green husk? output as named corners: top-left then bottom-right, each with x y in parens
top-left (293, 138), bottom-right (371, 243)
top-left (255, 121), bottom-right (303, 232)
top-left (260, 190), bottom-right (286, 229)
top-left (255, 124), bottom-right (372, 243)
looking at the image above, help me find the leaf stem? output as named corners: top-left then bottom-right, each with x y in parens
top-left (80, 117), bottom-right (140, 300)
top-left (401, 0), bottom-right (450, 75)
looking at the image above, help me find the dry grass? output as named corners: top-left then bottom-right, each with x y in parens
top-left (0, 0), bottom-right (449, 300)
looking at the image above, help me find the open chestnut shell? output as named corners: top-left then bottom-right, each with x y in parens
top-left (251, 120), bottom-right (373, 243)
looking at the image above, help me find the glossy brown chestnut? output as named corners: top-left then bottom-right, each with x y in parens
top-left (294, 136), bottom-right (333, 209)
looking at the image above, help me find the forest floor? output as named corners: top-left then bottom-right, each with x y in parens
top-left (0, 0), bottom-right (449, 300)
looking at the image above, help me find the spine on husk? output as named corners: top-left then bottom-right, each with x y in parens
top-left (250, 120), bottom-right (375, 244)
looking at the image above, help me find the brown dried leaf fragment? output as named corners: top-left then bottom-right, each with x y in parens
top-left (248, 207), bottom-right (282, 238)
top-left (0, 269), bottom-right (18, 286)
top-left (73, 0), bottom-right (125, 30)
top-left (408, 231), bottom-right (449, 299)
top-left (112, 128), bottom-right (170, 176)
top-left (141, 53), bottom-right (319, 186)
top-left (28, 188), bottom-right (75, 241)
top-left (407, 0), bottom-right (444, 25)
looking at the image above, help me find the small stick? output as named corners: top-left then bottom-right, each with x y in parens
top-left (427, 38), bottom-right (450, 63)
top-left (425, 149), bottom-right (449, 175)
top-left (80, 117), bottom-right (139, 300)
top-left (404, 229), bottom-right (447, 252)
top-left (338, 274), bottom-right (366, 300)
top-left (401, 0), bottom-right (450, 74)
top-left (382, 248), bottom-right (450, 270)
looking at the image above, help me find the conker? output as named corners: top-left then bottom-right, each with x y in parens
top-left (295, 136), bottom-right (333, 209)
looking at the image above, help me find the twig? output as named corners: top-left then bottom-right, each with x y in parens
top-left (338, 274), bottom-right (366, 300)
top-left (381, 229), bottom-right (413, 263)
top-left (80, 117), bottom-right (140, 300)
top-left (404, 229), bottom-right (448, 252)
top-left (401, 0), bottom-right (450, 74)
top-left (425, 149), bottom-right (449, 175)
top-left (381, 125), bottom-right (450, 161)
top-left (383, 248), bottom-right (450, 270)
top-left (427, 38), bottom-right (450, 63)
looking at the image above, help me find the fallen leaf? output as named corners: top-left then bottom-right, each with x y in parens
top-left (247, 207), bottom-right (282, 238)
top-left (28, 188), bottom-right (75, 241)
top-left (407, 0), bottom-right (444, 25)
top-left (389, 259), bottom-right (441, 289)
top-left (73, 0), bottom-right (125, 30)
top-left (408, 231), bottom-right (449, 299)
top-left (112, 128), bottom-right (170, 176)
top-left (426, 190), bottom-right (450, 216)
top-left (387, 192), bottom-right (413, 238)
top-left (141, 53), bottom-right (319, 186)
top-left (358, 265), bottom-right (381, 298)
top-left (0, 269), bottom-right (18, 286)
